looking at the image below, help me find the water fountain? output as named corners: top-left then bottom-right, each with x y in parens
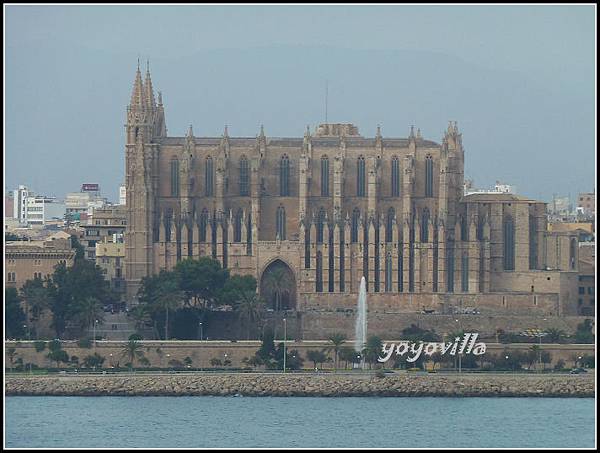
top-left (354, 276), bottom-right (367, 370)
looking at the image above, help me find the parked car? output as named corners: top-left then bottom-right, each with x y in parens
top-left (570, 368), bottom-right (588, 374)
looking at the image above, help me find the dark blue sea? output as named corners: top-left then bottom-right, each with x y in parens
top-left (5, 396), bottom-right (596, 448)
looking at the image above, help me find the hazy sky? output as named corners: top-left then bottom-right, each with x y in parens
top-left (5, 5), bottom-right (596, 202)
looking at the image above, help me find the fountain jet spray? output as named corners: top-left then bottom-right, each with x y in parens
top-left (355, 276), bottom-right (367, 369)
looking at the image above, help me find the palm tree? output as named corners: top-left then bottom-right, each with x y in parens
top-left (121, 339), bottom-right (145, 371)
top-left (261, 267), bottom-right (293, 311)
top-left (20, 278), bottom-right (51, 339)
top-left (73, 296), bottom-right (105, 334)
top-left (327, 333), bottom-right (347, 371)
top-left (235, 293), bottom-right (265, 340)
top-left (545, 328), bottom-right (565, 343)
top-left (152, 278), bottom-right (184, 340)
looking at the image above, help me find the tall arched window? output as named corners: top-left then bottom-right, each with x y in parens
top-left (321, 156), bottom-right (329, 197)
top-left (234, 209), bottom-right (243, 242)
top-left (460, 215), bottom-right (468, 241)
top-left (421, 208), bottom-right (430, 243)
top-left (276, 206), bottom-right (286, 240)
top-left (317, 208), bottom-right (326, 243)
top-left (316, 251), bottom-right (323, 292)
top-left (529, 215), bottom-right (537, 269)
top-left (425, 155), bottom-right (433, 198)
top-left (569, 237), bottom-right (577, 270)
top-left (205, 157), bottom-right (214, 196)
top-left (280, 155), bottom-right (290, 196)
top-left (199, 209), bottom-right (208, 242)
top-left (385, 252), bottom-right (393, 292)
top-left (170, 159), bottom-right (180, 197)
top-left (351, 208), bottom-right (360, 243)
top-left (391, 156), bottom-right (400, 197)
top-left (461, 253), bottom-right (469, 292)
top-left (239, 156), bottom-right (249, 196)
top-left (503, 216), bottom-right (515, 270)
top-left (357, 156), bottom-right (366, 197)
top-left (386, 208), bottom-right (395, 243)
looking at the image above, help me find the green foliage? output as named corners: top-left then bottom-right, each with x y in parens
top-left (83, 353), bottom-right (105, 368)
top-left (401, 324), bottom-right (441, 342)
top-left (363, 335), bottom-right (384, 367)
top-left (338, 347), bottom-right (361, 369)
top-left (210, 358), bottom-right (223, 367)
top-left (574, 319), bottom-right (594, 344)
top-left (580, 354), bottom-right (595, 368)
top-left (33, 340), bottom-right (47, 352)
top-left (121, 339), bottom-right (145, 370)
top-left (47, 349), bottom-right (70, 367)
top-left (173, 257), bottom-right (229, 307)
top-left (183, 356), bottom-right (193, 366)
top-left (327, 333), bottom-right (346, 370)
top-left (48, 339), bottom-right (62, 353)
top-left (554, 359), bottom-right (566, 371)
top-left (261, 267), bottom-right (293, 311)
top-left (306, 349), bottom-right (329, 369)
top-left (544, 328), bottom-right (566, 343)
top-left (128, 333), bottom-right (143, 341)
top-left (5, 288), bottom-right (26, 339)
top-left (77, 338), bottom-right (93, 348)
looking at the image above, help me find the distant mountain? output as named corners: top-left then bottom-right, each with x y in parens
top-left (6, 44), bottom-right (594, 202)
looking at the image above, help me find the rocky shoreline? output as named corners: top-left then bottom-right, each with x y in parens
top-left (5, 373), bottom-right (595, 397)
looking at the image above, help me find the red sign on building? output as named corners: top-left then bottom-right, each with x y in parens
top-left (81, 184), bottom-right (99, 192)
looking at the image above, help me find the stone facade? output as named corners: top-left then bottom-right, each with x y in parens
top-left (5, 236), bottom-right (75, 289)
top-left (124, 65), bottom-right (580, 315)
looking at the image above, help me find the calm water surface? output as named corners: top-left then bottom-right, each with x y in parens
top-left (5, 396), bottom-right (595, 448)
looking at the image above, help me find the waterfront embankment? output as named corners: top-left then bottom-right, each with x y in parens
top-left (5, 372), bottom-right (594, 397)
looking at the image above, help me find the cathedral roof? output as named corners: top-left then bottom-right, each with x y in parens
top-left (463, 193), bottom-right (540, 203)
top-left (154, 136), bottom-right (439, 148)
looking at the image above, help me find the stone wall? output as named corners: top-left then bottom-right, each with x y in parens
top-left (5, 373), bottom-right (595, 397)
top-left (5, 340), bottom-right (594, 371)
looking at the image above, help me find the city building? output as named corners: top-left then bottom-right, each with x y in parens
top-left (65, 187), bottom-right (108, 223)
top-left (5, 233), bottom-right (76, 289)
top-left (464, 179), bottom-right (516, 196)
top-left (577, 192), bottom-right (595, 216)
top-left (82, 205), bottom-right (127, 260)
top-left (95, 237), bottom-right (126, 300)
top-left (12, 185), bottom-right (31, 223)
top-left (119, 183), bottom-right (126, 205)
top-left (577, 241), bottom-right (595, 316)
top-left (5, 192), bottom-right (14, 219)
top-left (123, 65), bottom-right (581, 316)
top-left (23, 196), bottom-right (66, 226)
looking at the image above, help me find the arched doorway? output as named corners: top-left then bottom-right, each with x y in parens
top-left (260, 259), bottom-right (296, 311)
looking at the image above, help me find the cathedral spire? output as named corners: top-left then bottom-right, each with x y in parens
top-left (144, 59), bottom-right (156, 109)
top-left (130, 63), bottom-right (146, 109)
top-left (187, 124), bottom-right (194, 138)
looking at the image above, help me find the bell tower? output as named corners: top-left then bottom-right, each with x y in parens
top-left (125, 61), bottom-right (161, 302)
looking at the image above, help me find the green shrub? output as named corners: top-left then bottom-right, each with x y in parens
top-left (77, 338), bottom-right (93, 348)
top-left (33, 341), bottom-right (46, 352)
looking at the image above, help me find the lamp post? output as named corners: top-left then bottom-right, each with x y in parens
top-left (198, 322), bottom-right (203, 341)
top-left (283, 318), bottom-right (287, 373)
top-left (93, 319), bottom-right (99, 353)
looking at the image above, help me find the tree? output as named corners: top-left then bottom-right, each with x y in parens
top-left (20, 277), bottom-right (51, 339)
top-left (363, 335), bottom-right (383, 369)
top-left (327, 333), bottom-right (347, 371)
top-left (137, 270), bottom-right (184, 340)
top-left (173, 257), bottom-right (229, 308)
top-left (540, 351), bottom-right (552, 370)
top-left (5, 288), bottom-right (26, 339)
top-left (544, 328), bottom-right (566, 343)
top-left (220, 275), bottom-right (262, 339)
top-left (83, 353), bottom-right (105, 369)
top-left (121, 339), bottom-right (145, 371)
top-left (7, 347), bottom-right (18, 372)
top-left (339, 347), bottom-right (361, 370)
top-left (71, 296), bottom-right (105, 333)
top-left (306, 349), bottom-right (329, 370)
top-left (261, 267), bottom-right (293, 311)
top-left (574, 319), bottom-right (594, 344)
top-left (401, 324), bottom-right (440, 342)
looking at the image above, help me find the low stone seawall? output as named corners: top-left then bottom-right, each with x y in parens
top-left (5, 373), bottom-right (594, 397)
